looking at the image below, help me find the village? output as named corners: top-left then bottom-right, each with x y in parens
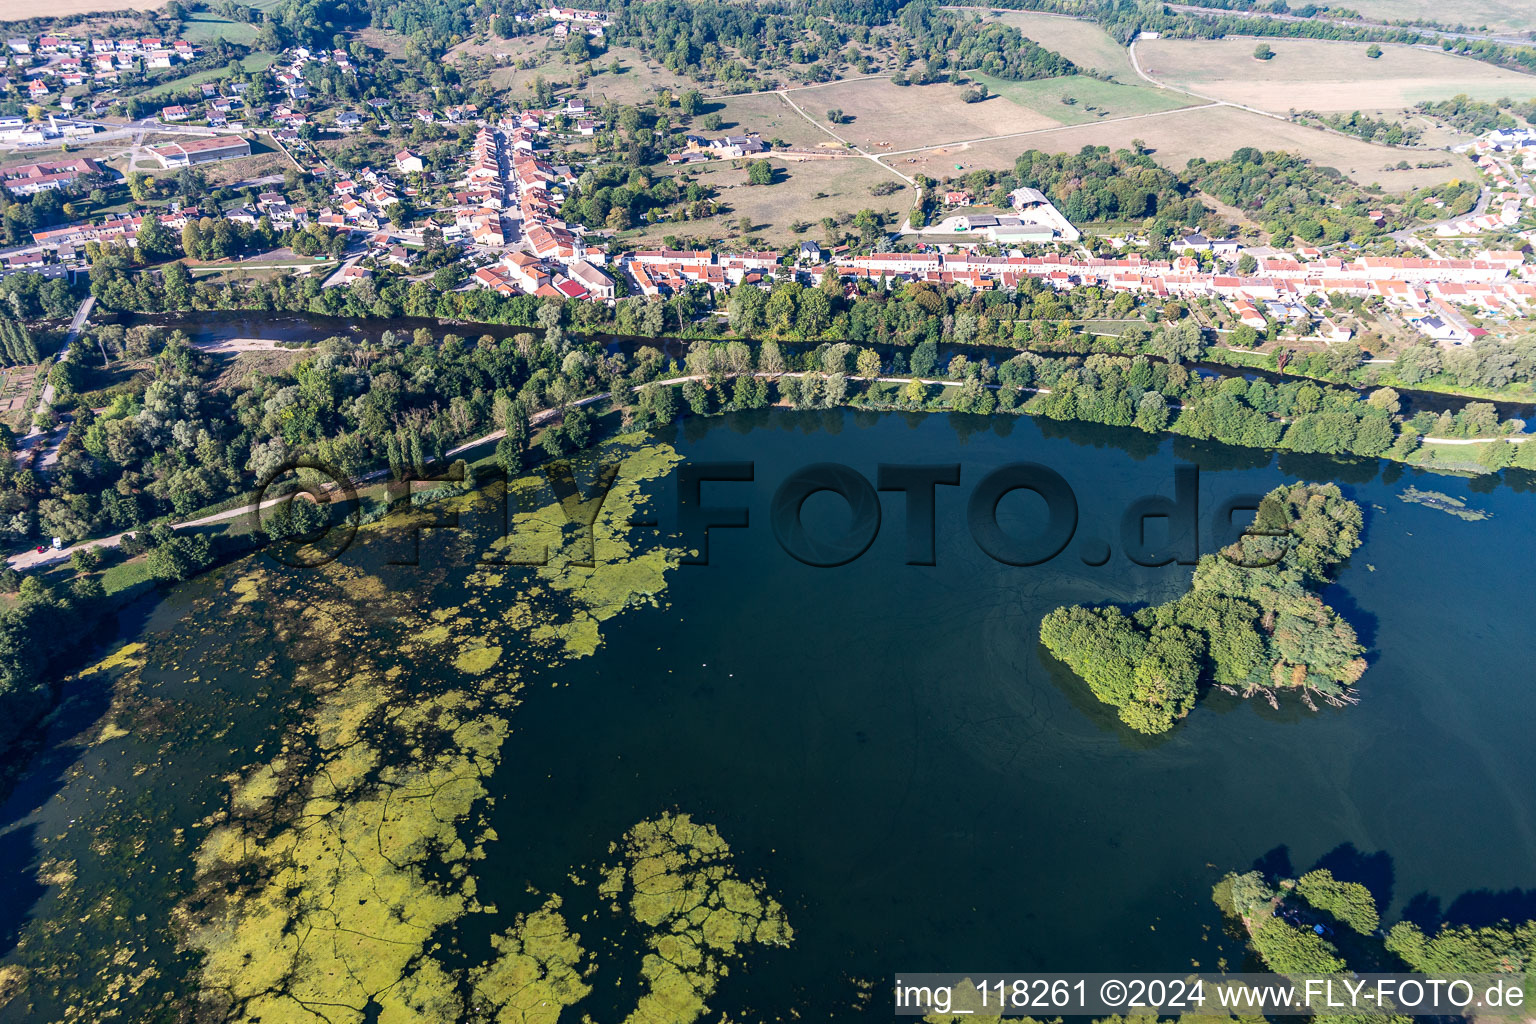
top-left (0, 10), bottom-right (1531, 356)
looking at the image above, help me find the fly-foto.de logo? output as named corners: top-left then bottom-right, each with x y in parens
top-left (250, 458), bottom-right (1292, 571)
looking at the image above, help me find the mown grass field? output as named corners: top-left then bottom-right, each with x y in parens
top-left (179, 10), bottom-right (259, 44)
top-left (975, 72), bottom-right (1193, 125)
top-left (795, 78), bottom-right (1061, 149)
top-left (1137, 36), bottom-right (1536, 113)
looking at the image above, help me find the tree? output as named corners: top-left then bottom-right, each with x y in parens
top-left (1251, 918), bottom-right (1346, 974)
top-left (181, 219), bottom-right (203, 260)
top-left (746, 160), bottom-right (773, 186)
top-left (648, 382), bottom-right (679, 424)
top-left (135, 213), bottom-right (173, 262)
top-left (127, 171), bottom-right (153, 202)
top-left (1296, 869), bottom-right (1380, 934)
top-left (1366, 44), bottom-right (1383, 58)
top-left (681, 379), bottom-right (709, 415)
top-left (1220, 871), bottom-right (1277, 920)
top-left (496, 401), bottom-right (530, 476)
top-left (856, 348), bottom-right (881, 379)
top-left (1237, 253), bottom-right (1258, 275)
top-left (825, 108), bottom-right (843, 124)
top-left (146, 534), bottom-right (213, 582)
top-left (1254, 43), bottom-right (1275, 60)
top-left (1041, 483), bottom-right (1365, 734)
top-left (1150, 320), bottom-right (1205, 363)
top-left (911, 339), bottom-right (938, 377)
top-left (1135, 390), bottom-right (1169, 433)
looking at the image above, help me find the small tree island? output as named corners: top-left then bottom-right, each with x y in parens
top-left (1040, 482), bottom-right (1366, 734)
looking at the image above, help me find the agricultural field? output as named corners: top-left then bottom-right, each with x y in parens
top-left (179, 9), bottom-right (259, 45)
top-left (792, 78), bottom-right (1060, 150)
top-left (1136, 37), bottom-right (1536, 113)
top-left (1345, 0), bottom-right (1536, 35)
top-left (975, 72), bottom-right (1193, 125)
top-left (889, 103), bottom-right (1477, 190)
top-left (0, 366), bottom-right (35, 420)
top-left (628, 156), bottom-right (909, 245)
top-left (710, 91), bottom-right (843, 149)
top-left (982, 9), bottom-right (1140, 82)
top-left (0, 0), bottom-right (160, 13)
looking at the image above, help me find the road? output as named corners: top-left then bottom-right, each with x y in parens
top-left (1420, 434), bottom-right (1530, 444)
top-left (1126, 38), bottom-right (1457, 159)
top-left (1162, 3), bottom-right (1535, 47)
top-left (20, 294), bottom-right (93, 450)
top-left (6, 371), bottom-right (1010, 573)
top-left (774, 90), bottom-right (916, 185)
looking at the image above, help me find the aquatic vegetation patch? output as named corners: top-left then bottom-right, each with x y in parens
top-left (143, 436), bottom-right (791, 1024)
top-left (1397, 486), bottom-right (1491, 521)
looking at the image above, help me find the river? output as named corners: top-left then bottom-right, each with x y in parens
top-left (1, 407), bottom-right (1533, 1022)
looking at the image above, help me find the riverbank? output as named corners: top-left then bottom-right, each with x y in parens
top-left (102, 308), bottom-right (1536, 423)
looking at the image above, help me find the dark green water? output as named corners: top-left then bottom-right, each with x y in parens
top-left (4, 408), bottom-right (1536, 1020)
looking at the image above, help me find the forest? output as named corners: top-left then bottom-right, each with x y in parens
top-left (1415, 95), bottom-right (1536, 135)
top-left (1039, 481), bottom-right (1366, 734)
top-left (600, 0), bottom-right (1078, 89)
top-left (1214, 864), bottom-right (1536, 985)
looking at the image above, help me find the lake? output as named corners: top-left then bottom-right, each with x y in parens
top-left (2, 408), bottom-right (1534, 1022)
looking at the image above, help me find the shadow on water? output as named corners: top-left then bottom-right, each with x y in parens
top-left (1253, 845), bottom-right (1294, 879)
top-left (1033, 642), bottom-right (1178, 752)
top-left (1394, 888), bottom-right (1536, 933)
top-left (1310, 842), bottom-right (1396, 913)
top-left (1278, 451), bottom-right (1384, 486)
top-left (0, 597), bottom-right (158, 957)
top-left (1175, 436), bottom-right (1275, 474)
top-left (1033, 415), bottom-right (1164, 459)
top-left (1320, 579), bottom-right (1380, 655)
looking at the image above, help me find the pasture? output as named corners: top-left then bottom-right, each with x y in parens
top-left (483, 44), bottom-right (695, 108)
top-left (975, 72), bottom-right (1193, 125)
top-left (631, 156), bottom-right (910, 244)
top-left (795, 78), bottom-right (1061, 150)
top-left (711, 91), bottom-right (841, 149)
top-left (584, 46), bottom-right (694, 106)
top-left (1136, 37), bottom-right (1536, 113)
